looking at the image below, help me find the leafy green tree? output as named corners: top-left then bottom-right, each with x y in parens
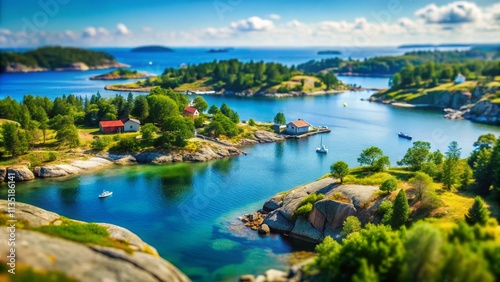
top-left (147, 95), bottom-right (178, 124)
top-left (204, 121), bottom-right (225, 138)
top-left (391, 189), bottom-right (409, 229)
top-left (194, 116), bottom-right (206, 128)
top-left (468, 133), bottom-right (496, 168)
top-left (141, 123), bottom-right (158, 143)
top-left (132, 95), bottom-right (149, 121)
top-left (357, 146), bottom-right (384, 167)
top-left (380, 178), bottom-right (397, 192)
top-left (490, 138), bottom-right (500, 191)
top-left (421, 162), bottom-right (440, 180)
top-left (331, 161), bottom-right (349, 183)
top-left (193, 96), bottom-right (208, 113)
top-left (465, 196), bottom-right (490, 226)
top-left (161, 116), bottom-right (194, 147)
top-left (442, 141), bottom-right (461, 190)
top-left (431, 150), bottom-right (444, 165)
top-left (1, 122), bottom-right (23, 156)
top-left (208, 105), bottom-right (220, 115)
top-left (341, 216), bottom-right (362, 237)
top-left (473, 148), bottom-right (493, 195)
top-left (397, 141), bottom-right (431, 171)
top-left (409, 172), bottom-right (433, 201)
top-left (459, 165), bottom-right (473, 190)
top-left (352, 259), bottom-right (379, 282)
top-left (373, 156), bottom-right (391, 172)
top-left (273, 112), bottom-right (286, 125)
top-left (248, 118), bottom-right (256, 126)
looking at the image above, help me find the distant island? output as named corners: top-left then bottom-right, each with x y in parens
top-left (398, 43), bottom-right (500, 49)
top-left (317, 50), bottom-right (341, 55)
top-left (207, 48), bottom-right (233, 53)
top-left (130, 45), bottom-right (173, 52)
top-left (105, 59), bottom-right (349, 96)
top-left (90, 69), bottom-right (154, 80)
top-left (0, 46), bottom-right (127, 73)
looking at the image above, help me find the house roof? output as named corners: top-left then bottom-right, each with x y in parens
top-left (289, 119), bottom-right (311, 128)
top-left (121, 117), bottom-right (141, 124)
top-left (184, 106), bottom-right (198, 114)
top-left (99, 120), bottom-right (124, 127)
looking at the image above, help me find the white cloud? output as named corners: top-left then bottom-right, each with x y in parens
top-left (415, 1), bottom-right (482, 24)
top-left (230, 16), bottom-right (274, 32)
top-left (286, 20), bottom-right (303, 28)
top-left (269, 14), bottom-right (280, 20)
top-left (117, 23), bottom-right (130, 35)
top-left (82, 27), bottom-right (109, 38)
top-left (143, 26), bottom-right (153, 32)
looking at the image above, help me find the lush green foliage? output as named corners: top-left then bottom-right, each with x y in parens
top-left (295, 202), bottom-right (313, 217)
top-left (341, 216), bottom-right (362, 237)
top-left (193, 96), bottom-right (208, 113)
top-left (357, 146), bottom-right (390, 171)
top-left (379, 177), bottom-right (397, 192)
top-left (1, 46), bottom-right (116, 70)
top-left (391, 190), bottom-right (409, 229)
top-left (442, 141), bottom-right (462, 190)
top-left (330, 161), bottom-right (349, 183)
top-left (465, 196), bottom-right (491, 226)
top-left (397, 141), bottom-right (431, 171)
top-left (273, 112), bottom-right (286, 125)
top-left (91, 136), bottom-right (111, 151)
top-left (140, 123), bottom-right (158, 142)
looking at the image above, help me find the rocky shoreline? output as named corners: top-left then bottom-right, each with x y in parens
top-left (0, 200), bottom-right (190, 281)
top-left (240, 178), bottom-right (382, 243)
top-left (0, 131), bottom-right (284, 183)
top-left (3, 61), bottom-right (129, 73)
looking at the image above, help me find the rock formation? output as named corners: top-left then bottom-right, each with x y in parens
top-left (0, 200), bottom-right (190, 282)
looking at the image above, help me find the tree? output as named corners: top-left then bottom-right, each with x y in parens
top-left (442, 141), bottom-right (461, 190)
top-left (490, 138), bottom-right (500, 190)
top-left (204, 121), bottom-right (225, 138)
top-left (397, 141), bottom-right (431, 171)
top-left (373, 156), bottom-right (391, 172)
top-left (465, 196), bottom-right (490, 226)
top-left (459, 165), bottom-right (473, 191)
top-left (331, 161), bottom-right (349, 183)
top-left (141, 123), bottom-right (158, 143)
top-left (273, 112), bottom-right (286, 125)
top-left (473, 148), bottom-right (493, 195)
top-left (56, 125), bottom-right (80, 148)
top-left (468, 134), bottom-right (496, 168)
top-left (132, 95), bottom-right (149, 121)
top-left (431, 150), bottom-right (444, 165)
top-left (341, 216), bottom-right (362, 237)
top-left (208, 105), bottom-right (220, 115)
top-left (193, 96), bottom-right (208, 113)
top-left (391, 189), bottom-right (409, 229)
top-left (248, 118), bottom-right (256, 126)
top-left (390, 73), bottom-right (401, 88)
top-left (161, 116), bottom-right (194, 147)
top-left (380, 178), bottom-right (397, 192)
top-left (357, 146), bottom-right (383, 167)
top-left (409, 172), bottom-right (433, 201)
top-left (1, 122), bottom-right (23, 156)
top-left (147, 95), bottom-right (178, 124)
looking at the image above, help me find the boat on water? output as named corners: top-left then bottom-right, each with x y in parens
top-left (398, 132), bottom-right (412, 140)
top-left (99, 190), bottom-right (113, 198)
top-left (316, 136), bottom-right (328, 154)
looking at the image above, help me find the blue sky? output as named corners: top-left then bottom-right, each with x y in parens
top-left (0, 0), bottom-right (499, 47)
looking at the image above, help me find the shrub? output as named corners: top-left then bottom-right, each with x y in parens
top-left (421, 162), bottom-right (440, 180)
top-left (378, 200), bottom-right (393, 225)
top-left (300, 193), bottom-right (324, 206)
top-left (314, 81), bottom-right (322, 88)
top-left (113, 137), bottom-right (140, 152)
top-left (113, 134), bottom-right (121, 141)
top-left (48, 152), bottom-right (58, 162)
top-left (465, 196), bottom-right (490, 226)
top-left (341, 216), bottom-right (362, 237)
top-left (248, 118), bottom-right (256, 126)
top-left (91, 137), bottom-right (110, 151)
top-left (391, 190), bottom-right (409, 229)
top-left (295, 202), bottom-right (313, 217)
top-left (380, 178), bottom-right (397, 192)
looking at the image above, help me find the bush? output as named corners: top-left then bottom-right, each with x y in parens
top-left (112, 137), bottom-right (140, 152)
top-left (421, 162), bottom-right (440, 180)
top-left (341, 216), bottom-right (362, 237)
top-left (295, 202), bottom-right (313, 217)
top-left (113, 134), bottom-right (121, 141)
top-left (378, 200), bottom-right (393, 225)
top-left (314, 81), bottom-right (322, 88)
top-left (48, 152), bottom-right (58, 162)
top-left (248, 118), bottom-right (256, 126)
top-left (91, 137), bottom-right (110, 151)
top-left (300, 193), bottom-right (324, 206)
top-left (380, 178), bottom-right (397, 192)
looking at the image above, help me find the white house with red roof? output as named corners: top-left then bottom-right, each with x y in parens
top-left (183, 106), bottom-right (200, 118)
top-left (286, 119), bottom-right (311, 135)
top-left (121, 117), bottom-right (141, 132)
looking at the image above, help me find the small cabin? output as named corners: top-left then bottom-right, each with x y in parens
top-left (99, 120), bottom-right (124, 134)
top-left (454, 73), bottom-right (466, 84)
top-left (183, 106), bottom-right (199, 118)
top-left (121, 117), bottom-right (141, 132)
top-left (286, 119), bottom-right (311, 135)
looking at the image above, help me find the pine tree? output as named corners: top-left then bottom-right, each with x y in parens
top-left (391, 189), bottom-right (409, 229)
top-left (442, 141), bottom-right (461, 190)
top-left (473, 148), bottom-right (493, 195)
top-left (465, 196), bottom-right (490, 226)
top-left (459, 165), bottom-right (473, 191)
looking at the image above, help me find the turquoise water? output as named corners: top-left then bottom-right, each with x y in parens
top-left (1, 47), bottom-right (499, 281)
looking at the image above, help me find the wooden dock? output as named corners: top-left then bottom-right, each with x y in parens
top-left (282, 128), bottom-right (331, 139)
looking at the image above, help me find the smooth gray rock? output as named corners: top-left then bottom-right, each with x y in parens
top-left (258, 224), bottom-right (271, 235)
top-left (6, 166), bottom-right (35, 181)
top-left (254, 130), bottom-right (285, 143)
top-left (290, 216), bottom-right (323, 242)
top-left (263, 210), bottom-right (293, 233)
top-left (263, 194), bottom-right (284, 212)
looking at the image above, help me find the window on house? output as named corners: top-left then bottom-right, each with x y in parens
top-left (130, 125), bottom-right (133, 129)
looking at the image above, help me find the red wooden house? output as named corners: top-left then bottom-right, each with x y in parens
top-left (99, 120), bottom-right (124, 133)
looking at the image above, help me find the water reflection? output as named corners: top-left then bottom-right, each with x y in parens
top-left (275, 142), bottom-right (284, 159)
top-left (58, 178), bottom-right (81, 204)
top-left (211, 158), bottom-right (234, 175)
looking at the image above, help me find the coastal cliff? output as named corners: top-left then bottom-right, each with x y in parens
top-left (242, 178), bottom-right (381, 243)
top-left (0, 200), bottom-right (190, 282)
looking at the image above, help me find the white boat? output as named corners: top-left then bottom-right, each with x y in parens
top-left (98, 190), bottom-right (113, 198)
top-left (316, 136), bottom-right (328, 154)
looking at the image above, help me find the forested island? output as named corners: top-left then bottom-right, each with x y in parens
top-left (370, 59), bottom-right (500, 124)
top-left (130, 45), bottom-right (174, 52)
top-left (317, 50), bottom-right (341, 55)
top-left (106, 59), bottom-right (346, 96)
top-left (90, 69), bottom-right (154, 80)
top-left (0, 46), bottom-right (126, 73)
top-left (298, 49), bottom-right (498, 76)
top-left (242, 136), bottom-right (500, 281)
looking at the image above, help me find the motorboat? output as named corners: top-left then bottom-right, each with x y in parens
top-left (99, 190), bottom-right (113, 198)
top-left (398, 132), bottom-right (412, 140)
